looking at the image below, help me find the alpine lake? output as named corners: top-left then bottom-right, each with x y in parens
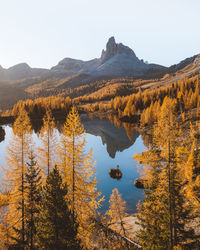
top-left (0, 114), bottom-right (146, 214)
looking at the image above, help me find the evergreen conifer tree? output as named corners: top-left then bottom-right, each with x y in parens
top-left (24, 153), bottom-right (41, 249)
top-left (36, 166), bottom-right (79, 250)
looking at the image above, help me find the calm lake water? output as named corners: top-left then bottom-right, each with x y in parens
top-left (0, 116), bottom-right (145, 214)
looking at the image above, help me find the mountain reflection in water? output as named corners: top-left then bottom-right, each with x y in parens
top-left (0, 115), bottom-right (145, 213)
top-left (82, 115), bottom-right (140, 158)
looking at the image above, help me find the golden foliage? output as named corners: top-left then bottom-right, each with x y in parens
top-left (57, 106), bottom-right (103, 248)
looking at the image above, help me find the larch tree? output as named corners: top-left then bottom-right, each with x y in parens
top-left (177, 122), bottom-right (200, 246)
top-left (57, 106), bottom-right (103, 249)
top-left (100, 188), bottom-right (129, 250)
top-left (153, 96), bottom-right (180, 248)
top-left (106, 188), bottom-right (128, 236)
top-left (3, 107), bottom-right (32, 248)
top-left (184, 123), bottom-right (200, 211)
top-left (0, 185), bottom-right (10, 249)
top-left (38, 108), bottom-right (57, 176)
top-left (134, 97), bottom-right (196, 248)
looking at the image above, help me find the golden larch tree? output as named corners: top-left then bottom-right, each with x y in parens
top-left (57, 106), bottom-right (103, 249)
top-left (106, 188), bottom-right (128, 236)
top-left (38, 108), bottom-right (57, 176)
top-left (1, 108), bottom-right (32, 247)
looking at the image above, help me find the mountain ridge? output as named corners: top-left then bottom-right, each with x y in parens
top-left (51, 36), bottom-right (166, 79)
top-left (0, 36), bottom-right (198, 83)
top-left (0, 37), bottom-right (200, 111)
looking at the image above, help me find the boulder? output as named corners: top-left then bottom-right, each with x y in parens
top-left (109, 167), bottom-right (122, 180)
top-left (134, 178), bottom-right (148, 189)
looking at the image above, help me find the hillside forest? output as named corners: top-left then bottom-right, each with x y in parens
top-left (0, 75), bottom-right (200, 249)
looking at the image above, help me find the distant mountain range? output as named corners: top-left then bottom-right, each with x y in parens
top-left (0, 36), bottom-right (200, 110)
top-left (0, 36), bottom-right (199, 82)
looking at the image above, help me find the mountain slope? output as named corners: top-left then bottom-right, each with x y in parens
top-left (0, 37), bottom-right (199, 110)
top-left (52, 36), bottom-right (165, 79)
top-left (0, 63), bottom-right (49, 81)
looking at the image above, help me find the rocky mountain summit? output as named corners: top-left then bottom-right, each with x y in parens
top-left (52, 36), bottom-right (165, 79)
top-left (100, 36), bottom-right (137, 63)
top-left (0, 37), bottom-right (199, 111)
top-left (0, 36), bottom-right (199, 86)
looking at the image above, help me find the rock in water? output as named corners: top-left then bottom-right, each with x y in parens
top-left (134, 178), bottom-right (148, 189)
top-left (109, 167), bottom-right (122, 180)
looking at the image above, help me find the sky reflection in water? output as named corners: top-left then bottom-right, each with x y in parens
top-left (0, 122), bottom-right (145, 214)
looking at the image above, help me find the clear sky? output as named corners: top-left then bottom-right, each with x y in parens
top-left (0, 0), bottom-right (199, 69)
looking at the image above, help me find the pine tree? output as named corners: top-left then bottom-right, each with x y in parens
top-left (136, 180), bottom-right (170, 249)
top-left (36, 166), bottom-right (79, 249)
top-left (57, 106), bottom-right (103, 248)
top-left (24, 153), bottom-right (41, 249)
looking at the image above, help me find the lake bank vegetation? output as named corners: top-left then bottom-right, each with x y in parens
top-left (80, 75), bottom-right (200, 126)
top-left (134, 97), bottom-right (200, 248)
top-left (0, 106), bottom-right (140, 249)
top-left (0, 74), bottom-right (200, 248)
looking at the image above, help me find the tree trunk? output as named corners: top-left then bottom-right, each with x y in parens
top-left (72, 132), bottom-right (75, 220)
top-left (168, 139), bottom-right (173, 249)
top-left (21, 134), bottom-right (25, 249)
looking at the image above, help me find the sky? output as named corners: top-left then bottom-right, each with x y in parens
top-left (0, 0), bottom-right (200, 69)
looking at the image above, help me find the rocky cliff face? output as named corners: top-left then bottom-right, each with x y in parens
top-left (100, 36), bottom-right (137, 63)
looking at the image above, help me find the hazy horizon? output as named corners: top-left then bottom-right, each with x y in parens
top-left (0, 0), bottom-right (200, 69)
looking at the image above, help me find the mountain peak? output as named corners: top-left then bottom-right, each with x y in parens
top-left (107, 36), bottom-right (116, 48)
top-left (101, 36), bottom-right (136, 63)
top-left (8, 62), bottom-right (31, 71)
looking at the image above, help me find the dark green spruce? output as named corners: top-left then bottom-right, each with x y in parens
top-left (36, 166), bottom-right (80, 250)
top-left (25, 154), bottom-right (41, 249)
